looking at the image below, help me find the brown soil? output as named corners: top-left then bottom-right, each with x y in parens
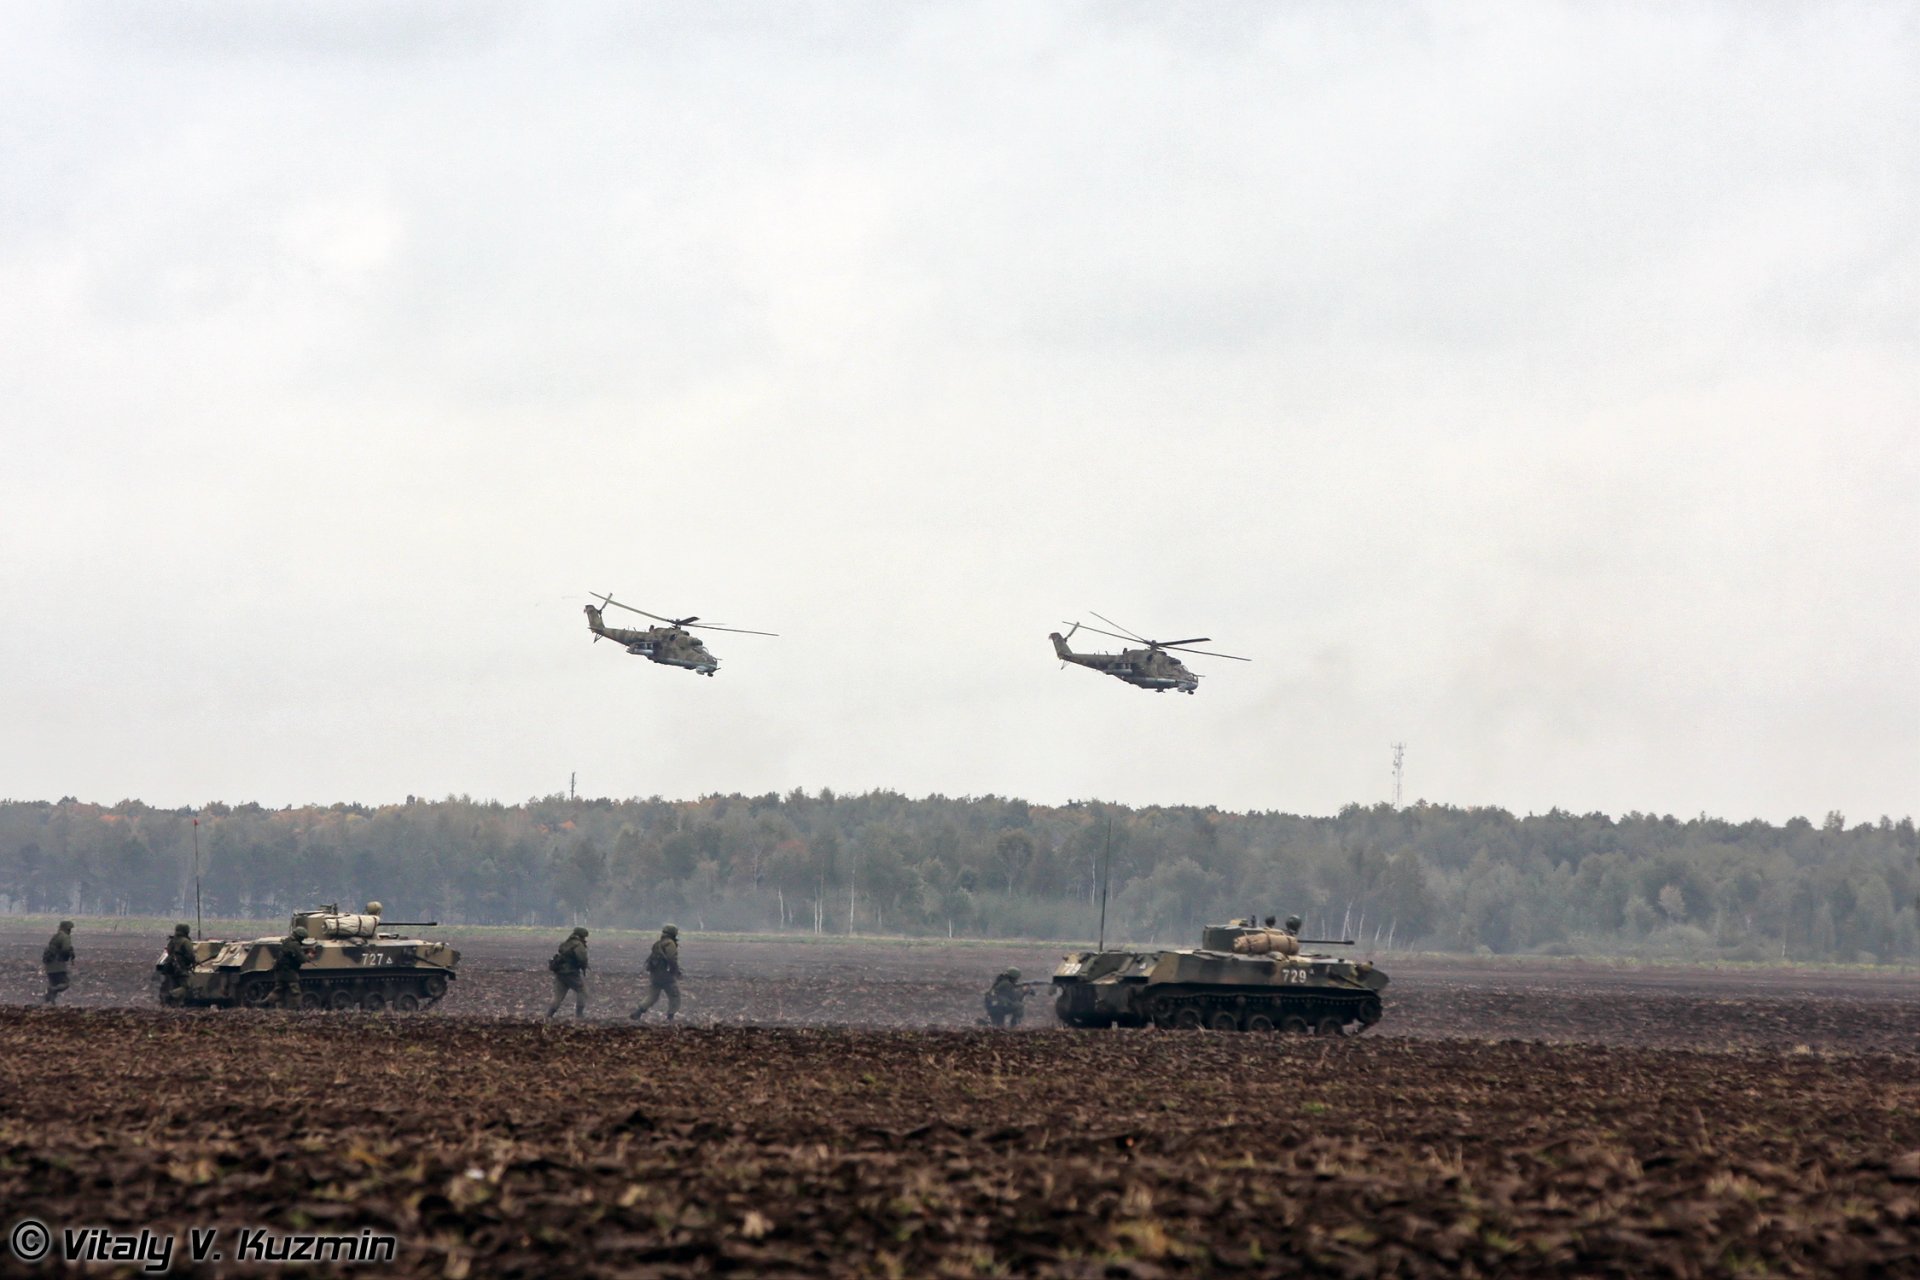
top-left (3, 925), bottom-right (1919, 1276)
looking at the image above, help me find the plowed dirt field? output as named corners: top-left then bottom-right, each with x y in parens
top-left (3, 925), bottom-right (1919, 1276)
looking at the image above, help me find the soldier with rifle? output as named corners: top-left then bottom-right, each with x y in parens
top-left (984, 968), bottom-right (1033, 1028)
top-left (548, 927), bottom-right (590, 1019)
top-left (273, 926), bottom-right (312, 1009)
top-left (630, 924), bottom-right (682, 1022)
top-left (42, 920), bottom-right (75, 1005)
top-left (160, 923), bottom-right (195, 1005)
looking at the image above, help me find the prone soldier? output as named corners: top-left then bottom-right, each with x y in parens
top-left (983, 968), bottom-right (1030, 1028)
top-left (160, 923), bottom-right (196, 1005)
top-left (547, 927), bottom-right (590, 1018)
top-left (630, 924), bottom-right (682, 1022)
top-left (273, 926), bottom-right (311, 1009)
top-left (42, 920), bottom-right (75, 1005)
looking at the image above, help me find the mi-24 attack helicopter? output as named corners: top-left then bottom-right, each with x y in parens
top-left (584, 594), bottom-right (776, 676)
top-left (1049, 612), bottom-right (1249, 694)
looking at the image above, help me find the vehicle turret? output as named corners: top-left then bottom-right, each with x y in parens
top-left (290, 901), bottom-right (441, 940)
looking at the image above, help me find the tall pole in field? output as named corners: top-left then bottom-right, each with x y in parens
top-left (192, 815), bottom-right (203, 939)
top-left (1097, 817), bottom-right (1112, 952)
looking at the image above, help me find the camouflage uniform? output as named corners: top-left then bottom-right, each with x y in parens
top-left (631, 925), bottom-right (682, 1021)
top-left (42, 921), bottom-right (75, 1005)
top-left (160, 924), bottom-right (196, 1004)
top-left (984, 968), bottom-right (1029, 1028)
top-left (547, 928), bottom-right (589, 1018)
top-left (273, 928), bottom-right (310, 1009)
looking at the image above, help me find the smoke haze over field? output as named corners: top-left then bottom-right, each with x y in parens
top-left (1, 3), bottom-right (1915, 822)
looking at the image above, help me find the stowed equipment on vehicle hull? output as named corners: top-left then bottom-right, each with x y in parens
top-left (157, 902), bottom-right (460, 1011)
top-left (1051, 919), bottom-right (1387, 1034)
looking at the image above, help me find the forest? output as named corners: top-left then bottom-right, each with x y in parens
top-left (1, 792), bottom-right (1916, 963)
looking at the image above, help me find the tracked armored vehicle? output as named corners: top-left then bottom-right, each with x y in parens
top-left (158, 902), bottom-right (460, 1011)
top-left (1052, 918), bottom-right (1387, 1034)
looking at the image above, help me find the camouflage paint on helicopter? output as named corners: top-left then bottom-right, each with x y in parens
top-left (1048, 612), bottom-right (1249, 694)
top-left (585, 593), bottom-right (777, 676)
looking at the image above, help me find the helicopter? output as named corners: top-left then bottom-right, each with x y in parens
top-left (584, 594), bottom-right (776, 676)
top-left (1048, 613), bottom-right (1249, 694)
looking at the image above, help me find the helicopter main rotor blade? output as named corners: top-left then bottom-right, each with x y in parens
top-left (1088, 612), bottom-right (1150, 644)
top-left (1073, 624), bottom-right (1149, 647)
top-left (1155, 637), bottom-right (1211, 648)
top-left (1162, 644), bottom-right (1251, 662)
top-left (683, 622), bottom-right (779, 637)
top-left (599, 598), bottom-right (688, 627)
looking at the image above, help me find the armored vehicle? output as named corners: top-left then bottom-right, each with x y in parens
top-left (157, 902), bottom-right (460, 1011)
top-left (1051, 918), bottom-right (1387, 1033)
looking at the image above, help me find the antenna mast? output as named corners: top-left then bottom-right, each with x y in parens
top-left (192, 814), bottom-right (203, 939)
top-left (1097, 817), bottom-right (1112, 951)
top-left (1391, 741), bottom-right (1406, 807)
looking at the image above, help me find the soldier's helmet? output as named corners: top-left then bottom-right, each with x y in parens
top-left (174, 923), bottom-right (191, 936)
top-left (1006, 968), bottom-right (1021, 982)
top-left (365, 901), bottom-right (383, 916)
top-left (571, 926), bottom-right (589, 939)
top-left (662, 923), bottom-right (679, 939)
top-left (292, 926), bottom-right (309, 940)
top-left (59, 920), bottom-right (74, 931)
top-left (1284, 915), bottom-right (1302, 933)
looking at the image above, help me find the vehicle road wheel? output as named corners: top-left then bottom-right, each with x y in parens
top-left (392, 992), bottom-right (421, 1012)
top-left (328, 988), bottom-right (358, 1011)
top-left (360, 990), bottom-right (388, 1013)
top-left (1245, 1012), bottom-right (1276, 1033)
top-left (1208, 1010), bottom-right (1240, 1032)
top-left (240, 977), bottom-right (274, 1008)
top-left (1173, 1007), bottom-right (1204, 1031)
top-left (1316, 1015), bottom-right (1346, 1037)
top-left (423, 975), bottom-right (448, 1000)
top-left (1358, 997), bottom-right (1383, 1026)
top-left (299, 991), bottom-right (325, 1010)
top-left (1280, 1015), bottom-right (1309, 1035)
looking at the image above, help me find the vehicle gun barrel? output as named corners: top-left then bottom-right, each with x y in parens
top-left (1297, 937), bottom-right (1356, 946)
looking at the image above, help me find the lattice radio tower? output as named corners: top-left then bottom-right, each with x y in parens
top-left (1391, 741), bottom-right (1406, 807)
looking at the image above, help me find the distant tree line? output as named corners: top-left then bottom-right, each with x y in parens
top-left (1, 793), bottom-right (1916, 962)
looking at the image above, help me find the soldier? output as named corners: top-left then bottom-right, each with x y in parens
top-left (42, 920), bottom-right (75, 1005)
top-left (983, 968), bottom-right (1029, 1028)
top-left (630, 924), bottom-right (682, 1022)
top-left (1284, 915), bottom-right (1302, 935)
top-left (547, 927), bottom-right (590, 1019)
top-left (160, 923), bottom-right (195, 1005)
top-left (273, 926), bottom-right (311, 1009)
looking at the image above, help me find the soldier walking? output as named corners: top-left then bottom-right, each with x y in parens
top-left (984, 968), bottom-right (1030, 1027)
top-left (42, 920), bottom-right (75, 1004)
top-left (159, 923), bottom-right (196, 1005)
top-left (630, 924), bottom-right (682, 1022)
top-left (273, 926), bottom-right (311, 1009)
top-left (547, 927), bottom-right (590, 1019)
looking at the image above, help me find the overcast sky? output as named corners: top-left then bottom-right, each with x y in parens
top-left (2, 2), bottom-right (1914, 824)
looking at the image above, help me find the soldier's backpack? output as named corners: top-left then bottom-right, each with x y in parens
top-left (41, 941), bottom-right (57, 965)
top-left (548, 953), bottom-right (565, 974)
top-left (646, 942), bottom-right (673, 975)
